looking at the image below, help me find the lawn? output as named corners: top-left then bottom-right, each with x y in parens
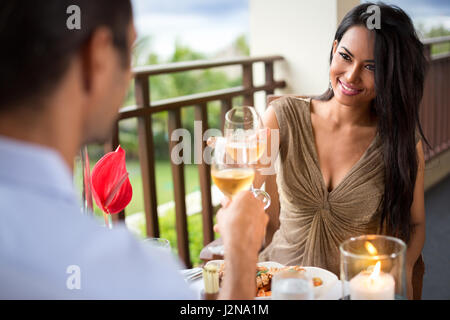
top-left (124, 160), bottom-right (201, 214)
top-left (74, 157), bottom-right (218, 267)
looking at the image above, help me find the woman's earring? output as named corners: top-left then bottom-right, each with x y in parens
top-left (329, 80), bottom-right (332, 89)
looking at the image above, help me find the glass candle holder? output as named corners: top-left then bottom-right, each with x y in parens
top-left (340, 235), bottom-right (407, 300)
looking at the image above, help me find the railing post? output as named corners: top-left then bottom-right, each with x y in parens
top-left (220, 98), bottom-right (232, 132)
top-left (242, 63), bottom-right (254, 106)
top-left (447, 54), bottom-right (450, 149)
top-left (168, 109), bottom-right (191, 268)
top-left (422, 44), bottom-right (432, 159)
top-left (135, 76), bottom-right (160, 238)
top-left (195, 103), bottom-right (214, 246)
top-left (436, 58), bottom-right (443, 153)
top-left (265, 61), bottom-right (275, 96)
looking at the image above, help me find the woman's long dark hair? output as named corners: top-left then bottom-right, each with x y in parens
top-left (317, 2), bottom-right (429, 243)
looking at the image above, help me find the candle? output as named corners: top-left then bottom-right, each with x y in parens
top-left (349, 261), bottom-right (395, 300)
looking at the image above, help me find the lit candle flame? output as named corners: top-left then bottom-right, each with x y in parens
top-left (365, 241), bottom-right (378, 255)
top-left (369, 261), bottom-right (381, 284)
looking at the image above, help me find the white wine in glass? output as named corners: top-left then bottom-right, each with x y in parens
top-left (211, 167), bottom-right (255, 198)
top-left (211, 137), bottom-right (270, 209)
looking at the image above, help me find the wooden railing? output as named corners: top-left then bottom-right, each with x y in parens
top-left (106, 56), bottom-right (286, 268)
top-left (421, 36), bottom-right (450, 160)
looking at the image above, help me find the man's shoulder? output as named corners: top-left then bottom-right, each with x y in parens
top-left (0, 198), bottom-right (195, 299)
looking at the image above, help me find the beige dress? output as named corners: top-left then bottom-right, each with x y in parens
top-left (259, 96), bottom-right (420, 276)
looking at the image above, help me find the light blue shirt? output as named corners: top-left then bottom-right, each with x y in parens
top-left (0, 136), bottom-right (195, 299)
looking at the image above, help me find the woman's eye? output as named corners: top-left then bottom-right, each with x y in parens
top-left (339, 52), bottom-right (351, 61)
top-left (365, 64), bottom-right (375, 71)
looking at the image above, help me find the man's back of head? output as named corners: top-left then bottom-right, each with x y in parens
top-left (0, 0), bottom-right (135, 159)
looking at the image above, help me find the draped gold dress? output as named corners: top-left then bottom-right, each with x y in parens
top-left (258, 96), bottom-right (420, 276)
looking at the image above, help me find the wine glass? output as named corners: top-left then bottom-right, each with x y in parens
top-left (209, 138), bottom-right (270, 256)
top-left (142, 237), bottom-right (172, 255)
top-left (224, 106), bottom-right (270, 209)
top-left (211, 136), bottom-right (271, 209)
top-left (208, 137), bottom-right (270, 255)
top-left (143, 237), bottom-right (170, 250)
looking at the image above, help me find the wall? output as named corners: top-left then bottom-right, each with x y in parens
top-left (249, 0), bottom-right (360, 112)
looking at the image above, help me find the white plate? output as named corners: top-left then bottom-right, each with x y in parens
top-left (205, 260), bottom-right (285, 269)
top-left (204, 260), bottom-right (339, 300)
top-left (302, 266), bottom-right (339, 299)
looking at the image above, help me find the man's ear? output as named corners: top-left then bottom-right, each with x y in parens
top-left (79, 27), bottom-right (114, 95)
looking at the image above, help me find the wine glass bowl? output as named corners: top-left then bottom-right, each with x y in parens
top-left (225, 105), bottom-right (261, 131)
top-left (224, 106), bottom-right (267, 165)
top-left (211, 138), bottom-right (255, 198)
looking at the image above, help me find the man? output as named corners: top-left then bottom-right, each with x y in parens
top-left (0, 0), bottom-right (268, 299)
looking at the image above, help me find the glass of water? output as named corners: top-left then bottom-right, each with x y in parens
top-left (271, 269), bottom-right (314, 300)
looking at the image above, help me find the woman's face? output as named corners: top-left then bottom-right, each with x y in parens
top-left (330, 25), bottom-right (376, 108)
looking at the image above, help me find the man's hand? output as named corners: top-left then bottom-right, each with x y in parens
top-left (215, 191), bottom-right (269, 299)
top-left (215, 191), bottom-right (268, 256)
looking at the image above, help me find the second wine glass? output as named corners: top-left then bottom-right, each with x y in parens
top-left (223, 106), bottom-right (270, 209)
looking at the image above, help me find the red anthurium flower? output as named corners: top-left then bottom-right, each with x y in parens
top-left (91, 146), bottom-right (133, 214)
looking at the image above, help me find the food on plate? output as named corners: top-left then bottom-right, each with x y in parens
top-left (217, 263), bottom-right (323, 297)
top-left (256, 288), bottom-right (272, 297)
top-left (312, 277), bottom-right (323, 286)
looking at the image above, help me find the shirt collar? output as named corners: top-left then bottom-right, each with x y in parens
top-left (0, 135), bottom-right (77, 200)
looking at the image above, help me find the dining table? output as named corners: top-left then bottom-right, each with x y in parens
top-left (179, 261), bottom-right (344, 300)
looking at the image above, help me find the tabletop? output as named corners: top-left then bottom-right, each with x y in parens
top-left (180, 268), bottom-right (344, 300)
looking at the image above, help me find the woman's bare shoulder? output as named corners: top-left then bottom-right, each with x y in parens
top-left (263, 104), bottom-right (280, 130)
top-left (309, 97), bottom-right (328, 116)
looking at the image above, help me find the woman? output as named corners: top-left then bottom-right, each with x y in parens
top-left (255, 3), bottom-right (427, 299)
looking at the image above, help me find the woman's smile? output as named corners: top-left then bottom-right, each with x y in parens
top-left (338, 78), bottom-right (363, 96)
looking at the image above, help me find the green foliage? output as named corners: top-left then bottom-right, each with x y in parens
top-left (426, 25), bottom-right (450, 38)
top-left (234, 34), bottom-right (250, 56)
top-left (421, 24), bottom-right (450, 55)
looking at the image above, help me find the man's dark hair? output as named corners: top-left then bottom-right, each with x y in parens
top-left (0, 0), bottom-right (132, 111)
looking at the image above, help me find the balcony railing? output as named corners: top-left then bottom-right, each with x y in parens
top-left (106, 36), bottom-right (450, 268)
top-left (421, 36), bottom-right (450, 160)
top-left (105, 56), bottom-right (286, 268)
